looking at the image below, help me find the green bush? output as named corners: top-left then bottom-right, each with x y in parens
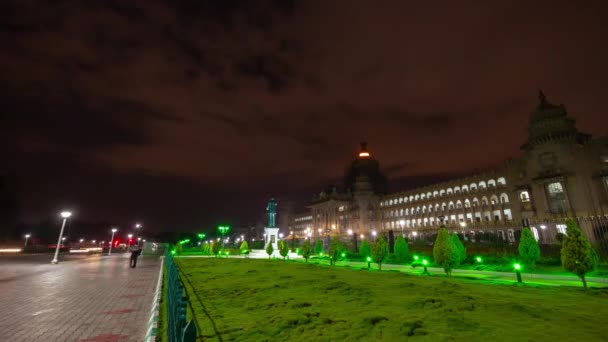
top-left (211, 241), bottom-right (220, 256)
top-left (433, 227), bottom-right (459, 275)
top-left (315, 240), bottom-right (324, 256)
top-left (328, 237), bottom-right (340, 265)
top-left (519, 227), bottom-right (541, 266)
top-left (240, 241), bottom-right (249, 256)
top-left (266, 242), bottom-right (274, 258)
top-left (301, 240), bottom-right (312, 262)
top-left (394, 236), bottom-right (409, 262)
top-left (371, 235), bottom-right (389, 270)
top-left (561, 219), bottom-right (597, 289)
top-left (451, 234), bottom-right (467, 264)
top-left (279, 240), bottom-right (289, 260)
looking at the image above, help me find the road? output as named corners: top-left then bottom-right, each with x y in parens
top-left (0, 253), bottom-right (161, 342)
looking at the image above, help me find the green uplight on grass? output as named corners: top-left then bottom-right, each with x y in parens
top-left (476, 256), bottom-right (483, 263)
top-left (171, 250), bottom-right (176, 255)
top-left (366, 256), bottom-right (371, 262)
top-left (413, 255), bottom-right (419, 261)
top-left (319, 252), bottom-right (323, 256)
top-left (422, 259), bottom-right (428, 265)
top-left (296, 248), bottom-right (300, 253)
top-left (341, 252), bottom-right (346, 257)
top-left (225, 251), bottom-right (229, 255)
top-left (514, 263), bottom-right (521, 270)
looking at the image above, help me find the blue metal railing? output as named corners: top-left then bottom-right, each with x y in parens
top-left (165, 251), bottom-right (197, 342)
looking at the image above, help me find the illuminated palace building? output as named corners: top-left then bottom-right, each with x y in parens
top-left (287, 93), bottom-right (608, 245)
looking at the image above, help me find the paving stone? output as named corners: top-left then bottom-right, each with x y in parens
top-left (0, 254), bottom-right (160, 342)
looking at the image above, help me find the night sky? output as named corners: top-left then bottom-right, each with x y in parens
top-left (3, 1), bottom-right (608, 234)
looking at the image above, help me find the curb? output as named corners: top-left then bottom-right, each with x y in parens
top-left (144, 256), bottom-right (164, 342)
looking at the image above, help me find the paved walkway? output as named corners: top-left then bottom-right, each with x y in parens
top-left (0, 253), bottom-right (161, 342)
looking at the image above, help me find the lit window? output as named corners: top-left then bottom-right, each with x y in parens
top-left (556, 224), bottom-right (567, 235)
top-left (520, 191), bottom-right (530, 203)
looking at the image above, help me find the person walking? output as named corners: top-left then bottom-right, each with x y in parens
top-left (129, 244), bottom-right (142, 268)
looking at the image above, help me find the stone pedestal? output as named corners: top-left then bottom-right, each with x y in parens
top-left (264, 227), bottom-right (280, 250)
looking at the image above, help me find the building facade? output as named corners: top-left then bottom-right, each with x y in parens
top-left (288, 93), bottom-right (608, 246)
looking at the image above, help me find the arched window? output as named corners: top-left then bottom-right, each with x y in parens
top-left (470, 183), bottom-right (477, 191)
top-left (389, 200), bottom-right (393, 205)
top-left (464, 199), bottom-right (471, 208)
top-left (435, 204), bottom-right (440, 211)
top-left (490, 195), bottom-right (499, 205)
top-left (441, 203), bottom-right (447, 211)
top-left (405, 208), bottom-right (409, 215)
top-left (400, 208), bottom-right (404, 216)
top-left (398, 197), bottom-right (403, 204)
top-left (440, 189), bottom-right (446, 197)
top-left (500, 193), bottom-right (509, 203)
top-left (447, 188), bottom-right (453, 195)
top-left (520, 191), bottom-right (530, 202)
top-left (414, 194), bottom-right (420, 201)
top-left (488, 179), bottom-right (496, 188)
top-left (433, 191), bottom-right (439, 198)
top-left (422, 206), bottom-right (427, 213)
top-left (428, 205), bottom-right (433, 213)
top-left (416, 206), bottom-right (421, 214)
top-left (409, 195), bottom-right (414, 202)
top-left (462, 185), bottom-right (469, 193)
top-left (478, 181), bottom-right (487, 190)
top-left (497, 177), bottom-right (506, 186)
top-left (427, 192), bottom-right (432, 199)
top-left (472, 198), bottom-right (479, 207)
top-left (421, 193), bottom-right (426, 200)
top-left (456, 200), bottom-right (462, 209)
top-left (481, 196), bottom-right (489, 205)
top-left (454, 186), bottom-right (461, 194)
top-left (448, 201), bottom-right (455, 210)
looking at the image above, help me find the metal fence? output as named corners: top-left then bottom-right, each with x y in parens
top-left (165, 251), bottom-right (197, 342)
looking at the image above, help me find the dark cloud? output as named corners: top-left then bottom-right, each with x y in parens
top-left (2, 0), bottom-right (608, 231)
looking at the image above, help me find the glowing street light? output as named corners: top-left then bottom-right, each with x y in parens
top-left (476, 256), bottom-right (483, 263)
top-left (52, 211), bottom-right (72, 264)
top-left (24, 234), bottom-right (31, 247)
top-left (127, 234), bottom-right (133, 247)
top-left (459, 221), bottom-right (467, 228)
top-left (514, 263), bottom-right (523, 283)
top-left (218, 225), bottom-right (230, 248)
top-left (347, 229), bottom-right (353, 235)
top-left (422, 259), bottom-right (429, 274)
top-left (108, 228), bottom-right (118, 256)
top-left (279, 233), bottom-right (284, 239)
top-left (360, 234), bottom-right (364, 239)
top-left (92, 240), bottom-right (96, 244)
top-left (135, 223), bottom-right (142, 239)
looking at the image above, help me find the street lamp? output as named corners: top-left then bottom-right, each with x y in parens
top-left (24, 234), bottom-right (31, 247)
top-left (218, 226), bottom-right (230, 248)
top-left (51, 211), bottom-right (72, 264)
top-left (92, 240), bottom-right (96, 244)
top-left (108, 228), bottom-right (117, 255)
top-left (128, 234), bottom-right (133, 247)
top-left (372, 230), bottom-right (377, 241)
top-left (135, 223), bottom-right (142, 239)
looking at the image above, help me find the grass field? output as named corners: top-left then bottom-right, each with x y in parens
top-left (174, 258), bottom-right (608, 341)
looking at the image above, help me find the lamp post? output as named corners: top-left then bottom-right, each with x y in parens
top-left (108, 228), bottom-right (117, 255)
top-left (372, 230), bottom-right (377, 241)
top-left (399, 220), bottom-right (405, 237)
top-left (514, 263), bottom-right (523, 283)
top-left (51, 211), bottom-right (72, 264)
top-left (218, 225), bottom-right (230, 248)
top-left (135, 223), bottom-right (142, 239)
top-left (127, 234), bottom-right (133, 247)
top-left (24, 234), bottom-right (31, 247)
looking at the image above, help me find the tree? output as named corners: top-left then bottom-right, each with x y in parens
top-left (176, 242), bottom-right (183, 255)
top-left (211, 241), bottom-right (220, 256)
top-left (372, 235), bottom-right (389, 270)
top-left (328, 237), bottom-right (340, 265)
top-left (451, 233), bottom-right (467, 264)
top-left (266, 242), bottom-right (274, 259)
top-left (518, 227), bottom-right (541, 266)
top-left (561, 219), bottom-right (597, 289)
top-left (433, 227), bottom-right (459, 275)
top-left (314, 240), bottom-right (324, 256)
top-left (359, 239), bottom-right (371, 259)
top-left (301, 240), bottom-right (312, 262)
top-left (201, 243), bottom-right (209, 255)
top-left (278, 240), bottom-right (289, 260)
top-left (240, 241), bottom-right (249, 257)
top-left (394, 235), bottom-right (409, 262)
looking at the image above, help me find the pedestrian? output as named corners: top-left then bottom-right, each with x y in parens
top-left (130, 244), bottom-right (142, 268)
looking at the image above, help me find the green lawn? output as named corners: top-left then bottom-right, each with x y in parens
top-left (175, 258), bottom-right (608, 341)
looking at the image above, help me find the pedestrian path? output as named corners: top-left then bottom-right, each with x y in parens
top-left (0, 253), bottom-right (161, 342)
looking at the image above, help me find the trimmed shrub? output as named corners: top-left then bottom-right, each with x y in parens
top-left (279, 240), bottom-right (289, 260)
top-left (561, 219), bottom-right (597, 289)
top-left (433, 227), bottom-right (459, 275)
top-left (451, 234), bottom-right (467, 264)
top-left (240, 241), bottom-right (249, 256)
top-left (266, 242), bottom-right (274, 258)
top-left (372, 235), bottom-right (389, 271)
top-left (359, 239), bottom-right (371, 259)
top-left (328, 237), bottom-right (340, 265)
top-left (518, 227), bottom-right (541, 266)
top-left (301, 240), bottom-right (312, 262)
top-left (394, 236), bottom-right (409, 262)
top-left (315, 240), bottom-right (324, 256)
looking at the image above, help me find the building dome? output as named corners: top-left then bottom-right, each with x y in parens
top-left (343, 142), bottom-right (388, 194)
top-left (522, 91), bottom-right (588, 150)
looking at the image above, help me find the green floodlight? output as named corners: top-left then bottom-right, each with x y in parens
top-left (366, 256), bottom-right (371, 262)
top-left (198, 233), bottom-right (206, 239)
top-left (296, 248), bottom-right (300, 253)
top-left (218, 225), bottom-right (230, 234)
top-left (413, 255), bottom-right (419, 261)
top-left (225, 251), bottom-right (229, 255)
top-left (341, 252), bottom-right (346, 258)
top-left (476, 256), bottom-right (483, 263)
top-left (422, 259), bottom-right (428, 274)
top-left (422, 259), bottom-right (428, 265)
top-left (366, 256), bottom-right (371, 269)
top-left (514, 263), bottom-right (523, 283)
top-left (171, 250), bottom-right (176, 255)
